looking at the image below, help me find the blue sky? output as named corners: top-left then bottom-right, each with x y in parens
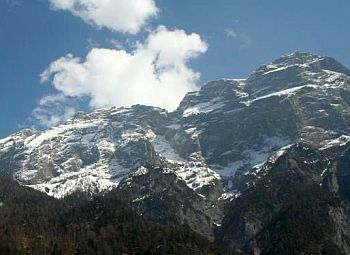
top-left (1, 0), bottom-right (350, 137)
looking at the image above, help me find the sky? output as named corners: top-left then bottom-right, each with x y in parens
top-left (0, 0), bottom-right (350, 138)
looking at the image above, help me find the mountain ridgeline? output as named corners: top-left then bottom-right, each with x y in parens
top-left (1, 52), bottom-right (350, 254)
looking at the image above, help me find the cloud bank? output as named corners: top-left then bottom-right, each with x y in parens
top-left (37, 26), bottom-right (207, 126)
top-left (49, 0), bottom-right (158, 34)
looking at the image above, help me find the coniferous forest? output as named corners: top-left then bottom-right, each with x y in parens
top-left (0, 175), bottom-right (223, 255)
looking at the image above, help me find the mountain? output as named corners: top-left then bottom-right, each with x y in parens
top-left (1, 52), bottom-right (350, 253)
top-left (0, 105), bottom-right (223, 238)
top-left (0, 175), bottom-right (221, 254)
top-left (217, 142), bottom-right (350, 254)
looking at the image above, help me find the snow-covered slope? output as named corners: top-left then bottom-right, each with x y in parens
top-left (1, 52), bottom-right (350, 199)
top-left (170, 52), bottom-right (350, 191)
top-left (0, 105), bottom-right (221, 199)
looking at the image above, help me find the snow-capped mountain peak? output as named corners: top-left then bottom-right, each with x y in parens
top-left (1, 52), bottom-right (350, 200)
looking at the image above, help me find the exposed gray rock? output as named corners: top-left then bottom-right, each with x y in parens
top-left (1, 52), bottom-right (350, 244)
top-left (217, 143), bottom-right (350, 254)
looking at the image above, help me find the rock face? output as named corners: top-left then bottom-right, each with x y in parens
top-left (118, 162), bottom-right (224, 241)
top-left (172, 52), bottom-right (350, 192)
top-left (2, 52), bottom-right (350, 248)
top-left (0, 105), bottom-right (223, 238)
top-left (217, 143), bottom-right (350, 254)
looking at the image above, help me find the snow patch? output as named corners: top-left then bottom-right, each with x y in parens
top-left (321, 135), bottom-right (350, 150)
top-left (150, 134), bottom-right (185, 162)
top-left (212, 136), bottom-right (291, 178)
top-left (252, 84), bottom-right (319, 102)
top-left (170, 163), bottom-right (220, 191)
top-left (132, 166), bottom-right (149, 177)
top-left (182, 97), bottom-right (225, 117)
top-left (263, 65), bottom-right (290, 75)
top-left (166, 124), bottom-right (181, 130)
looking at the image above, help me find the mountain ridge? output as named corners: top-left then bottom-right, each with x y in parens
top-left (2, 51), bottom-right (350, 197)
top-left (2, 52), bottom-right (350, 248)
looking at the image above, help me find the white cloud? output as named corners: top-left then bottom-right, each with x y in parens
top-left (5, 0), bottom-right (22, 8)
top-left (49, 0), bottom-right (158, 34)
top-left (225, 28), bottom-right (252, 49)
top-left (31, 94), bottom-right (77, 127)
top-left (40, 26), bottom-right (207, 113)
top-left (106, 38), bottom-right (124, 50)
top-left (86, 38), bottom-right (100, 50)
top-left (225, 28), bottom-right (238, 38)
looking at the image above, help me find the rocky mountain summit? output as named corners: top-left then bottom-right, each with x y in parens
top-left (2, 52), bottom-right (350, 252)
